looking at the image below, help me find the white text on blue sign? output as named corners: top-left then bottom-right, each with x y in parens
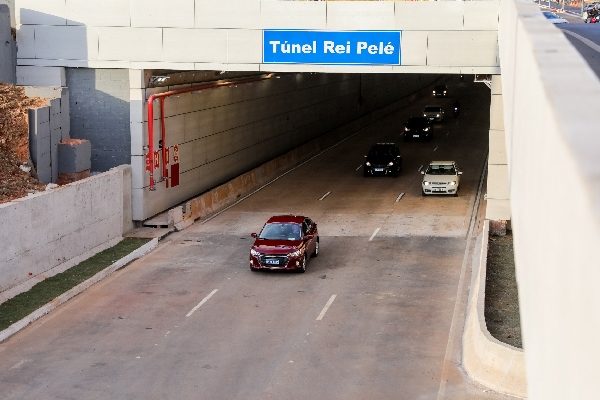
top-left (263, 30), bottom-right (402, 65)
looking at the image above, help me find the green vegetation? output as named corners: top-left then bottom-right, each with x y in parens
top-left (0, 238), bottom-right (150, 331)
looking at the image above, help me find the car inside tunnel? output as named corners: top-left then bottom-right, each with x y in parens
top-left (93, 70), bottom-right (490, 223)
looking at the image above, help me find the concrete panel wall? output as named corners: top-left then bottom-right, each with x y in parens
top-left (25, 87), bottom-right (70, 183)
top-left (498, 1), bottom-right (600, 398)
top-left (66, 68), bottom-right (130, 171)
top-left (132, 72), bottom-right (439, 220)
top-left (14, 0), bottom-right (500, 74)
top-left (0, 4), bottom-right (15, 83)
top-left (0, 166), bottom-right (132, 294)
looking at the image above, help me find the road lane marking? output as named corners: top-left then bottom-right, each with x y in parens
top-left (9, 360), bottom-right (28, 370)
top-left (433, 145), bottom-right (439, 152)
top-left (186, 289), bottom-right (218, 317)
top-left (316, 295), bottom-right (337, 321)
top-left (417, 164), bottom-right (423, 172)
top-left (368, 227), bottom-right (381, 242)
top-left (395, 193), bottom-right (405, 202)
top-left (319, 191), bottom-right (331, 201)
top-left (355, 164), bottom-right (362, 171)
top-left (562, 29), bottom-right (600, 54)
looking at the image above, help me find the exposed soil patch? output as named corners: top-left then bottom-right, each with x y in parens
top-left (485, 232), bottom-right (522, 348)
top-left (0, 84), bottom-right (47, 203)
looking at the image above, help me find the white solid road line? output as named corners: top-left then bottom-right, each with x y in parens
top-left (316, 295), bottom-right (337, 321)
top-left (355, 164), bottom-right (362, 171)
top-left (319, 191), bottom-right (331, 201)
top-left (562, 29), bottom-right (600, 54)
top-left (417, 164), bottom-right (423, 172)
top-left (186, 289), bottom-right (218, 317)
top-left (368, 227), bottom-right (381, 242)
top-left (395, 193), bottom-right (405, 202)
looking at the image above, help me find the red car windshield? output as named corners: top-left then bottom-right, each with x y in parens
top-left (259, 223), bottom-right (302, 241)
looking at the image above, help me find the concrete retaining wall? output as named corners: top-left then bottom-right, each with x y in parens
top-left (463, 220), bottom-right (526, 398)
top-left (15, 0), bottom-right (499, 75)
top-left (132, 72), bottom-right (439, 220)
top-left (26, 87), bottom-right (70, 183)
top-left (498, 1), bottom-right (600, 398)
top-left (66, 68), bottom-right (130, 171)
top-left (0, 4), bottom-right (15, 83)
top-left (0, 165), bottom-right (133, 299)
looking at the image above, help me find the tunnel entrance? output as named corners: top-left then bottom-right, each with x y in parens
top-left (114, 70), bottom-right (491, 223)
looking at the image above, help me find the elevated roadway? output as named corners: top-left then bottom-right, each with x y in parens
top-left (0, 79), bottom-right (504, 399)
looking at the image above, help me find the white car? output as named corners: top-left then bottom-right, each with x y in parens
top-left (421, 161), bottom-right (462, 196)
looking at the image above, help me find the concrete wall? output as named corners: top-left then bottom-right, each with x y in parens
top-left (66, 68), bottom-right (130, 171)
top-left (0, 166), bottom-right (133, 298)
top-left (25, 86), bottom-right (70, 183)
top-left (132, 72), bottom-right (439, 220)
top-left (499, 1), bottom-right (600, 399)
top-left (14, 0), bottom-right (499, 75)
top-left (0, 4), bottom-right (15, 83)
top-left (486, 75), bottom-right (510, 222)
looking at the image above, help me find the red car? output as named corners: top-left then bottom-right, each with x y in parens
top-left (250, 215), bottom-right (319, 273)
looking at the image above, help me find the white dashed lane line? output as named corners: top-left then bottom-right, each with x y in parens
top-left (316, 295), bottom-right (337, 321)
top-left (418, 164), bottom-right (424, 172)
top-left (186, 289), bottom-right (218, 317)
top-left (433, 145), bottom-right (439, 152)
top-left (395, 193), bottom-right (405, 202)
top-left (368, 227), bottom-right (381, 242)
top-left (355, 164), bottom-right (362, 171)
top-left (319, 191), bottom-right (331, 201)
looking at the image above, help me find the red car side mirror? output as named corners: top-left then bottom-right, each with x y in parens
top-left (251, 233), bottom-right (257, 238)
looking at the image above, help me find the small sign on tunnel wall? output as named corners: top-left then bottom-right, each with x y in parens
top-left (263, 30), bottom-right (401, 65)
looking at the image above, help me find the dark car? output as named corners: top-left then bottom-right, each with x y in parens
top-left (363, 143), bottom-right (402, 177)
top-left (432, 84), bottom-right (448, 98)
top-left (404, 117), bottom-right (433, 141)
top-left (250, 215), bottom-right (319, 273)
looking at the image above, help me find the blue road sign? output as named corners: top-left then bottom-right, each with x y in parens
top-left (263, 30), bottom-right (402, 65)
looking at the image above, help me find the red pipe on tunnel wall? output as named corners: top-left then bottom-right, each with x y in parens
top-left (146, 73), bottom-right (276, 191)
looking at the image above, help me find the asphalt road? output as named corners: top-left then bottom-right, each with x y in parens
top-left (559, 23), bottom-right (600, 78)
top-left (0, 78), bottom-right (507, 399)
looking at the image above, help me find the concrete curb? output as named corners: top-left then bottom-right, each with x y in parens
top-left (0, 238), bottom-right (159, 343)
top-left (463, 221), bottom-right (527, 398)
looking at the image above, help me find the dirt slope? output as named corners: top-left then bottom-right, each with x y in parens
top-left (0, 84), bottom-right (46, 203)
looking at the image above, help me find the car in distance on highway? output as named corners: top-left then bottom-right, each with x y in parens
top-left (543, 11), bottom-right (568, 24)
top-left (250, 215), bottom-right (319, 273)
top-left (423, 105), bottom-right (445, 122)
top-left (404, 117), bottom-right (433, 141)
top-left (421, 161), bottom-right (462, 196)
top-left (363, 143), bottom-right (402, 177)
top-left (432, 84), bottom-right (448, 98)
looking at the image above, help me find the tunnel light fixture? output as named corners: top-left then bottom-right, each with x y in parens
top-left (150, 76), bottom-right (170, 85)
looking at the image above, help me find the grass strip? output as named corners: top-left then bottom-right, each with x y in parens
top-left (0, 238), bottom-right (150, 331)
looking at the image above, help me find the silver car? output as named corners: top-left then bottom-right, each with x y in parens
top-left (423, 105), bottom-right (445, 122)
top-left (421, 161), bottom-right (462, 196)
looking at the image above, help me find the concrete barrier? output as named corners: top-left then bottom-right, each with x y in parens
top-left (0, 165), bottom-right (134, 303)
top-left (463, 220), bottom-right (527, 398)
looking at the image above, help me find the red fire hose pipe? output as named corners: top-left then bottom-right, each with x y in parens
top-left (146, 73), bottom-right (276, 191)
